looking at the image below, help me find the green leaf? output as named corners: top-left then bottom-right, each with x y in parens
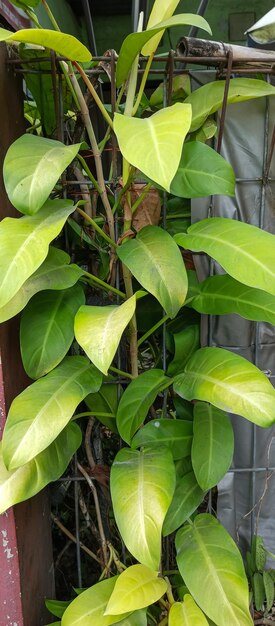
top-left (0, 199), bottom-right (75, 309)
top-left (9, 0), bottom-right (41, 6)
top-left (163, 470), bottom-right (204, 536)
top-left (114, 104), bottom-right (191, 192)
top-left (117, 226), bottom-right (187, 318)
top-left (45, 623), bottom-right (61, 626)
top-left (132, 419), bottom-right (193, 461)
top-left (110, 447), bottom-right (176, 569)
top-left (105, 565), bottom-right (167, 615)
top-left (190, 273), bottom-right (275, 325)
top-left (175, 218), bottom-right (275, 296)
top-left (176, 514), bottom-right (253, 626)
top-left (85, 383), bottom-right (118, 433)
top-left (2, 356), bottom-right (102, 470)
top-left (191, 402), bottom-right (234, 491)
top-left (74, 295), bottom-right (136, 376)
top-left (0, 27), bottom-right (91, 62)
top-left (45, 599), bottom-right (71, 619)
top-left (174, 347), bottom-right (275, 428)
top-left (167, 325), bottom-right (200, 377)
top-left (253, 573), bottom-right (265, 611)
top-left (114, 609), bottom-right (147, 626)
top-left (20, 48), bottom-right (74, 136)
top-left (20, 284), bottom-right (85, 379)
top-left (186, 78), bottom-right (275, 132)
top-left (170, 142), bottom-right (235, 198)
top-left (0, 247), bottom-right (83, 323)
top-left (263, 571), bottom-right (275, 611)
top-left (0, 422), bottom-right (81, 514)
top-left (253, 536), bottom-right (267, 571)
top-left (116, 369), bottom-right (169, 444)
top-left (61, 577), bottom-right (128, 626)
top-left (4, 135), bottom-right (80, 215)
top-left (116, 15), bottom-right (211, 86)
top-left (169, 595), bottom-right (209, 626)
top-left (150, 75), bottom-right (191, 108)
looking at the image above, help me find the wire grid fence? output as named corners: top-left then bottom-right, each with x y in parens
top-left (8, 47), bottom-right (275, 592)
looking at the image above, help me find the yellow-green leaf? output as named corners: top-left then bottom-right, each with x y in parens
top-left (74, 295), bottom-right (136, 376)
top-left (117, 226), bottom-right (187, 318)
top-left (4, 135), bottom-right (81, 215)
top-left (114, 104), bottom-right (191, 192)
top-left (0, 199), bottom-right (75, 309)
top-left (105, 565), bottom-right (167, 615)
top-left (61, 577), bottom-right (128, 626)
top-left (176, 515), bottom-right (253, 626)
top-left (0, 27), bottom-right (91, 62)
top-left (0, 247), bottom-right (83, 323)
top-left (111, 447), bottom-right (176, 569)
top-left (2, 356), bottom-right (102, 470)
top-left (169, 596), bottom-right (209, 626)
top-left (174, 347), bottom-right (275, 428)
top-left (0, 423), bottom-right (81, 514)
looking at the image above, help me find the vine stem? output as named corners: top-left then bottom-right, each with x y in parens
top-left (73, 411), bottom-right (116, 420)
top-left (77, 207), bottom-right (117, 249)
top-left (138, 314), bottom-right (169, 347)
top-left (51, 513), bottom-right (101, 564)
top-left (77, 153), bottom-right (102, 195)
top-left (41, 0), bottom-right (60, 31)
top-left (109, 365), bottom-right (134, 380)
top-left (132, 52), bottom-right (154, 116)
top-left (73, 61), bottom-right (113, 129)
top-left (69, 69), bottom-right (115, 246)
top-left (82, 270), bottom-right (126, 299)
top-left (77, 462), bottom-right (108, 567)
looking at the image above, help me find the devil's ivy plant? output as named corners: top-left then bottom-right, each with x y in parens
top-left (1, 1), bottom-right (275, 625)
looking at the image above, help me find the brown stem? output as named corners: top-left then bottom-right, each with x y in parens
top-left (85, 417), bottom-right (96, 470)
top-left (122, 264), bottom-right (138, 378)
top-left (68, 69), bottom-right (115, 245)
top-left (51, 512), bottom-right (101, 564)
top-left (77, 462), bottom-right (108, 567)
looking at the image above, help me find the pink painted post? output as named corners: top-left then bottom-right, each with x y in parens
top-left (0, 44), bottom-right (55, 626)
top-left (0, 365), bottom-right (24, 626)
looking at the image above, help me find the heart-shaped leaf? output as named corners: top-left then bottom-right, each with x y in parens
top-left (175, 218), bottom-right (275, 296)
top-left (163, 470), bottom-right (204, 536)
top-left (192, 402), bottom-right (234, 491)
top-left (0, 27), bottom-right (91, 62)
top-left (169, 595), bottom-right (209, 626)
top-left (114, 104), bottom-right (191, 192)
top-left (0, 199), bottom-right (75, 309)
top-left (111, 447), bottom-right (176, 569)
top-left (190, 273), bottom-right (275, 324)
top-left (132, 419), bottom-right (193, 460)
top-left (20, 284), bottom-right (85, 379)
top-left (4, 135), bottom-right (80, 215)
top-left (117, 226), bottom-right (187, 318)
top-left (0, 247), bottom-right (83, 323)
top-left (116, 369), bottom-right (169, 444)
top-left (74, 295), bottom-right (136, 376)
top-left (116, 15), bottom-right (211, 86)
top-left (105, 565), bottom-right (167, 615)
top-left (174, 347), bottom-right (275, 428)
top-left (170, 142), bottom-right (235, 198)
top-left (2, 356), bottom-right (102, 470)
top-left (0, 423), bottom-right (81, 514)
top-left (185, 78), bottom-right (275, 132)
top-left (176, 515), bottom-right (253, 626)
top-left (61, 577), bottom-right (127, 626)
